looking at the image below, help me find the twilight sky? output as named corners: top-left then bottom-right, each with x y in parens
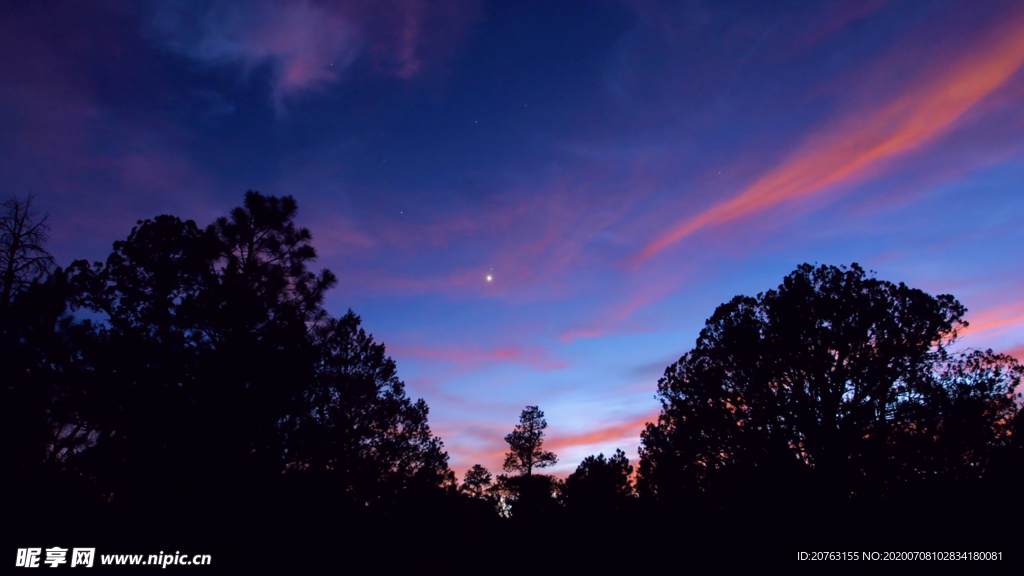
top-left (4, 0), bottom-right (1024, 478)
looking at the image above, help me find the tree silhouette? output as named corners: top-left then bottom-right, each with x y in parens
top-left (503, 405), bottom-right (557, 477)
top-left (461, 464), bottom-right (493, 498)
top-left (913, 348), bottom-right (1022, 482)
top-left (1, 265), bottom-right (86, 476)
top-left (0, 193), bottom-right (56, 314)
top-left (498, 406), bottom-right (559, 518)
top-left (206, 191), bottom-right (337, 338)
top-left (638, 263), bottom-right (1023, 508)
top-left (563, 449), bottom-right (634, 513)
top-left (288, 310), bottom-right (452, 506)
top-left (58, 191), bottom-right (451, 510)
top-left (0, 199), bottom-right (101, 535)
top-left (62, 214), bottom-right (243, 503)
top-left (71, 215), bottom-right (216, 338)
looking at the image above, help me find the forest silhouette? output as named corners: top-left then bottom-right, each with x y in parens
top-left (3, 192), bottom-right (1021, 570)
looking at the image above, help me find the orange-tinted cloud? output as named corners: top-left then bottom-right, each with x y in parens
top-left (960, 300), bottom-right (1024, 339)
top-left (545, 411), bottom-right (659, 454)
top-left (432, 420), bottom-right (510, 480)
top-left (632, 12), bottom-right (1024, 263)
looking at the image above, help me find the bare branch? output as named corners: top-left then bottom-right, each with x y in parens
top-left (0, 193), bottom-right (56, 309)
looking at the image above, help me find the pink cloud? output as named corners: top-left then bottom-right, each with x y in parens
top-left (960, 300), bottom-right (1024, 340)
top-left (433, 420), bottom-right (512, 478)
top-left (630, 10), bottom-right (1024, 264)
top-left (545, 411), bottom-right (659, 455)
top-left (152, 0), bottom-right (361, 111)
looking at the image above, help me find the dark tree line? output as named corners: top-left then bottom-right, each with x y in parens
top-left (460, 265), bottom-right (1023, 565)
top-left (638, 264), bottom-right (1022, 501)
top-left (3, 192), bottom-right (460, 569)
top-left (635, 263), bottom-right (1023, 557)
top-left (57, 193), bottom-right (449, 506)
top-left (3, 193), bottom-right (1021, 569)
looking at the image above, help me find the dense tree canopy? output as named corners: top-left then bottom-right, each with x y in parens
top-left (26, 191), bottom-right (454, 509)
top-left (461, 464), bottom-right (494, 499)
top-left (207, 191), bottom-right (337, 338)
top-left (638, 263), bottom-right (1023, 504)
top-left (562, 449), bottom-right (634, 514)
top-left (289, 311), bottom-right (452, 503)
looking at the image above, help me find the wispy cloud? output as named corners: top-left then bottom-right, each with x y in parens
top-left (0, 4), bottom-right (224, 261)
top-left (960, 300), bottom-right (1024, 339)
top-left (631, 11), bottom-right (1024, 263)
top-left (560, 278), bottom-right (682, 342)
top-left (792, 0), bottom-right (891, 50)
top-left (311, 167), bottom-right (648, 302)
top-left (148, 0), bottom-right (481, 112)
top-left (545, 411), bottom-right (658, 454)
top-left (150, 0), bottom-right (362, 111)
top-left (388, 343), bottom-right (568, 372)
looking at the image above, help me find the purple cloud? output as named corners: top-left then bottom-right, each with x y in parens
top-left (148, 0), bottom-right (481, 111)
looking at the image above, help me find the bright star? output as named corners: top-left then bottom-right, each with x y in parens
top-left (486, 275), bottom-right (493, 282)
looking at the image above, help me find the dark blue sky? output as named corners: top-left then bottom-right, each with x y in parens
top-left (4, 0), bottom-right (1024, 476)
